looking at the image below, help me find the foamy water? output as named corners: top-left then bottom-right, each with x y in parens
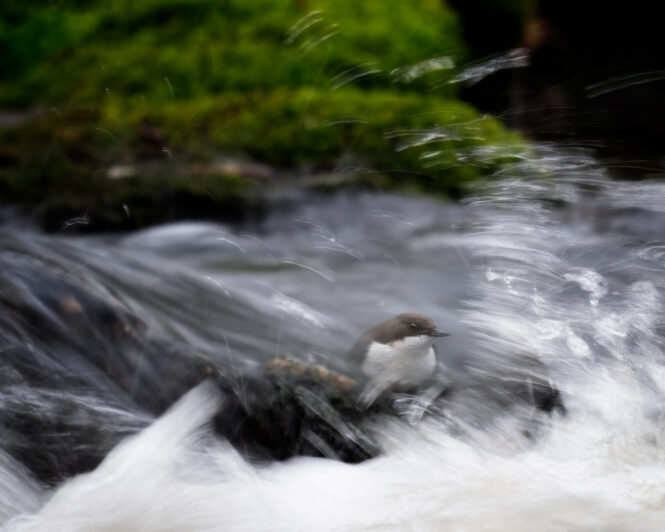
top-left (3, 146), bottom-right (665, 530)
top-left (7, 373), bottom-right (665, 532)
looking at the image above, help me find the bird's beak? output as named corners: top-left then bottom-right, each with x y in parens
top-left (431, 329), bottom-right (450, 337)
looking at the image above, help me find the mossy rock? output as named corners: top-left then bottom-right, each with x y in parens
top-left (0, 0), bottom-right (525, 230)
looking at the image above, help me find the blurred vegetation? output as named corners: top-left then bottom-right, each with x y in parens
top-left (0, 0), bottom-right (522, 230)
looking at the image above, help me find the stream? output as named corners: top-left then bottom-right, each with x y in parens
top-left (3, 144), bottom-right (665, 530)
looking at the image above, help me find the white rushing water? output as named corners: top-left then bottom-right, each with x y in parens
top-left (3, 146), bottom-right (665, 530)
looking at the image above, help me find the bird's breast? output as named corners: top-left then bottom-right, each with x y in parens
top-left (362, 338), bottom-right (436, 390)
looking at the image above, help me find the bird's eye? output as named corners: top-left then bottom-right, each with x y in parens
top-left (409, 323), bottom-right (418, 329)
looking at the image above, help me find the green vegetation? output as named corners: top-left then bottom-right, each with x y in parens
top-left (0, 0), bottom-right (521, 230)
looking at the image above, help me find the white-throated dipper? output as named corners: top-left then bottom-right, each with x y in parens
top-left (347, 312), bottom-right (449, 406)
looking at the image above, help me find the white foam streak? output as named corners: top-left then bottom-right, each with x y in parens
top-left (6, 382), bottom-right (223, 532)
top-left (0, 453), bottom-right (42, 525)
top-left (270, 291), bottom-right (330, 329)
top-left (9, 375), bottom-right (665, 531)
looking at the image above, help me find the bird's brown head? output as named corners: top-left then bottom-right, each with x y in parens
top-left (370, 312), bottom-right (449, 344)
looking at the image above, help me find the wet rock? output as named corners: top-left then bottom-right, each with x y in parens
top-left (214, 358), bottom-right (380, 463)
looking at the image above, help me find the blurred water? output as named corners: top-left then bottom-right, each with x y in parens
top-left (3, 144), bottom-right (665, 530)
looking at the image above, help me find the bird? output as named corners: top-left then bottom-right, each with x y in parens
top-left (347, 312), bottom-right (449, 406)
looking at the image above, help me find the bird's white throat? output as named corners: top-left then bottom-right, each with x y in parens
top-left (361, 334), bottom-right (436, 392)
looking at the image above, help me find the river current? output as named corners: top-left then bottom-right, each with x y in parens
top-left (3, 144), bottom-right (665, 530)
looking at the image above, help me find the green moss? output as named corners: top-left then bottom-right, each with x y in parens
top-left (1, 0), bottom-right (463, 105)
top-left (0, 0), bottom-right (524, 230)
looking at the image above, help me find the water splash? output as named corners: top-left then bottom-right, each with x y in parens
top-left (330, 63), bottom-right (381, 90)
top-left (285, 11), bottom-right (324, 44)
top-left (4, 145), bottom-right (665, 529)
top-left (450, 48), bottom-right (530, 86)
top-left (391, 56), bottom-right (455, 83)
top-left (586, 69), bottom-right (665, 98)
